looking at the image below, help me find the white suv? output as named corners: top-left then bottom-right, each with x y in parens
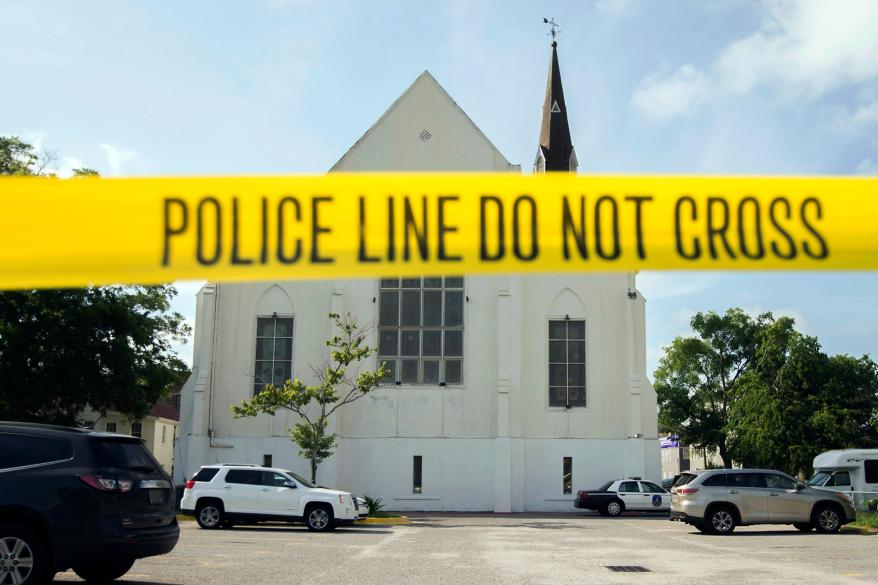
top-left (180, 464), bottom-right (359, 531)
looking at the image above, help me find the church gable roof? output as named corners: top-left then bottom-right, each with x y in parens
top-left (330, 71), bottom-right (519, 172)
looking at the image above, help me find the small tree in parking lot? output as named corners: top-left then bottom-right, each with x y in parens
top-left (232, 313), bottom-right (389, 482)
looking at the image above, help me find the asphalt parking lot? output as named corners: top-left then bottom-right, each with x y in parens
top-left (55, 514), bottom-right (874, 585)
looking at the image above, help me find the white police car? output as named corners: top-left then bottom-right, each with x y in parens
top-left (575, 478), bottom-right (671, 516)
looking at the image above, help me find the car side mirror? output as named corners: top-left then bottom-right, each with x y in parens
top-left (284, 481), bottom-right (297, 489)
top-left (796, 483), bottom-right (806, 491)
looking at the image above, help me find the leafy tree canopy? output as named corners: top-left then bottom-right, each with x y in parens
top-left (655, 308), bottom-right (769, 468)
top-left (0, 136), bottom-right (40, 176)
top-left (656, 308), bottom-right (878, 476)
top-left (0, 136), bottom-right (191, 424)
top-left (729, 324), bottom-right (878, 476)
top-left (0, 286), bottom-right (191, 424)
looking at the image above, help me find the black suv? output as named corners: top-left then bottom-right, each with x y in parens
top-left (0, 422), bottom-right (179, 584)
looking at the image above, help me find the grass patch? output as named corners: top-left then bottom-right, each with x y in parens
top-left (855, 511), bottom-right (878, 530)
top-left (369, 512), bottom-right (403, 518)
top-left (177, 514), bottom-right (196, 522)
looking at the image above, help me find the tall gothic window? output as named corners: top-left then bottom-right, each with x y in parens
top-left (548, 319), bottom-right (586, 407)
top-left (254, 315), bottom-right (294, 394)
top-left (378, 277), bottom-right (464, 385)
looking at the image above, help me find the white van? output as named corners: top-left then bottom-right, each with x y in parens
top-left (809, 449), bottom-right (878, 510)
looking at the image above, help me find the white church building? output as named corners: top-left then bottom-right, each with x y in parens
top-left (175, 42), bottom-right (660, 512)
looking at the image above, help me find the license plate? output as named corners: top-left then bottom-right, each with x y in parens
top-left (148, 489), bottom-right (165, 504)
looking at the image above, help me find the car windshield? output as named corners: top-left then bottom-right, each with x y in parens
top-left (283, 470), bottom-right (317, 488)
top-left (807, 471), bottom-right (831, 486)
top-left (598, 481), bottom-right (614, 491)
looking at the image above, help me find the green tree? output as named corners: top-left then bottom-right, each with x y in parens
top-left (232, 313), bottom-right (389, 482)
top-left (0, 136), bottom-right (191, 424)
top-left (654, 308), bottom-right (770, 468)
top-left (0, 136), bottom-right (40, 175)
top-left (729, 323), bottom-right (878, 476)
top-left (0, 286), bottom-right (191, 424)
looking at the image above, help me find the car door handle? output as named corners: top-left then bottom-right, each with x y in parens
top-left (769, 493), bottom-right (779, 497)
top-left (728, 490), bottom-right (739, 494)
top-left (261, 488), bottom-right (270, 491)
top-left (224, 485), bottom-right (233, 489)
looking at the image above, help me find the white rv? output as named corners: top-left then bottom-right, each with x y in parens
top-left (809, 449), bottom-right (878, 510)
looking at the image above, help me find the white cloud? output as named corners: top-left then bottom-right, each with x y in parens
top-left (595, 0), bottom-right (640, 17)
top-left (52, 157), bottom-right (84, 178)
top-left (630, 65), bottom-right (709, 121)
top-left (23, 131), bottom-right (46, 152)
top-left (632, 1), bottom-right (878, 121)
top-left (99, 143), bottom-right (139, 176)
top-left (715, 0), bottom-right (878, 97)
top-left (848, 97), bottom-right (878, 128)
top-left (742, 304), bottom-right (809, 331)
top-left (828, 87), bottom-right (878, 135)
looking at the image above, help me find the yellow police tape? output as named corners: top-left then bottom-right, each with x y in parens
top-left (0, 174), bottom-right (876, 289)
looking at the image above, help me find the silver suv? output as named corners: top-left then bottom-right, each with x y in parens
top-left (670, 469), bottom-right (856, 534)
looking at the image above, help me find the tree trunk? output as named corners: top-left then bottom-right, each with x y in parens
top-left (311, 457), bottom-right (318, 483)
top-left (718, 441), bottom-right (732, 468)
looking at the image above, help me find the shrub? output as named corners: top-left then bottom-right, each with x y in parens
top-left (363, 494), bottom-right (384, 515)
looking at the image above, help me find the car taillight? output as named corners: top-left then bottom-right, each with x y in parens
top-left (676, 487), bottom-right (699, 495)
top-left (79, 475), bottom-right (134, 492)
top-left (184, 480), bottom-right (195, 489)
top-left (578, 491), bottom-right (588, 498)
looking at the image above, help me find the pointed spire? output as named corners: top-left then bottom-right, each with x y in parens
top-left (535, 39), bottom-right (577, 173)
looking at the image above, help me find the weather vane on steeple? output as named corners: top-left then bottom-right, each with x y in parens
top-left (543, 17), bottom-right (560, 46)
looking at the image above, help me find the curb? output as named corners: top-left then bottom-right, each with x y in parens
top-left (356, 516), bottom-right (411, 525)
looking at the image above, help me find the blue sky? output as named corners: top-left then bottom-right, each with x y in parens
top-left (3, 0), bottom-right (877, 373)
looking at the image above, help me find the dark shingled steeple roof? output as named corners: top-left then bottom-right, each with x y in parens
top-left (536, 41), bottom-right (577, 173)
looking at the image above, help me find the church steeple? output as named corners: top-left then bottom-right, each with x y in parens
top-left (535, 27), bottom-right (577, 173)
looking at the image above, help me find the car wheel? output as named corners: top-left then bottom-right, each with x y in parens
top-left (305, 504), bottom-right (334, 531)
top-left (793, 522), bottom-right (813, 532)
top-left (707, 506), bottom-right (736, 535)
top-left (0, 523), bottom-right (52, 585)
top-left (72, 559), bottom-right (135, 583)
top-left (196, 501), bottom-right (224, 529)
top-left (813, 504), bottom-right (842, 534)
top-left (604, 500), bottom-right (624, 517)
top-left (694, 522), bottom-right (711, 534)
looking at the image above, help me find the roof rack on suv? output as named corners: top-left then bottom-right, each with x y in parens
top-left (216, 463), bottom-right (262, 467)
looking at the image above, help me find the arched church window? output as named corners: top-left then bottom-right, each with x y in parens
top-left (253, 315), bottom-right (294, 394)
top-left (548, 319), bottom-right (586, 408)
top-left (377, 277), bottom-right (464, 385)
